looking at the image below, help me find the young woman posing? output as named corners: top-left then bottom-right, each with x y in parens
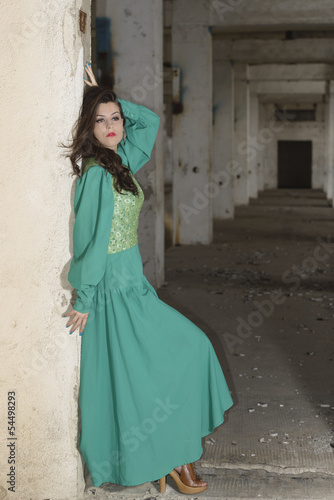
top-left (64, 63), bottom-right (233, 494)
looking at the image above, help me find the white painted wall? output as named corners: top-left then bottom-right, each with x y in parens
top-left (0, 1), bottom-right (90, 499)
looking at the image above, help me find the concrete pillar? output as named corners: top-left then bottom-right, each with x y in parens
top-left (257, 101), bottom-right (266, 192)
top-left (0, 1), bottom-right (90, 499)
top-left (172, 0), bottom-right (213, 244)
top-left (324, 94), bottom-right (329, 197)
top-left (212, 59), bottom-right (234, 219)
top-left (248, 92), bottom-right (260, 198)
top-left (263, 103), bottom-right (278, 190)
top-left (233, 63), bottom-right (250, 205)
top-left (325, 81), bottom-right (334, 201)
top-left (102, 0), bottom-right (164, 287)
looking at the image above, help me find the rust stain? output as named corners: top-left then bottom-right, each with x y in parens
top-left (79, 10), bottom-right (87, 34)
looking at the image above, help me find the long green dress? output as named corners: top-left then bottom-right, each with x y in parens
top-left (68, 98), bottom-right (233, 487)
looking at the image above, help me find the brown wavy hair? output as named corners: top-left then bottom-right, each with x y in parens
top-left (64, 86), bottom-right (139, 196)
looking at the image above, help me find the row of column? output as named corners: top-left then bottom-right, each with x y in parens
top-left (97, 0), bottom-right (334, 274)
top-left (171, 3), bottom-right (262, 245)
top-left (102, 0), bottom-right (264, 264)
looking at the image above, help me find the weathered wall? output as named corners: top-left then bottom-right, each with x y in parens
top-left (0, 1), bottom-right (90, 498)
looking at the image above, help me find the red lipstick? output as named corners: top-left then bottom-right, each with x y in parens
top-left (107, 132), bottom-right (116, 137)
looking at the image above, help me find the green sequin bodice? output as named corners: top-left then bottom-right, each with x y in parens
top-left (83, 159), bottom-right (144, 254)
top-left (107, 173), bottom-right (144, 254)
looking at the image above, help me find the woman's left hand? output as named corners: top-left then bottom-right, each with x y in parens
top-left (84, 61), bottom-right (98, 87)
top-left (64, 308), bottom-right (89, 336)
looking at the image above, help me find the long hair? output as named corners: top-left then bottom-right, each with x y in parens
top-left (65, 86), bottom-right (138, 196)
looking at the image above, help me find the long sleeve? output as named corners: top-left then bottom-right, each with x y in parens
top-left (117, 98), bottom-right (160, 175)
top-left (68, 165), bottom-right (114, 314)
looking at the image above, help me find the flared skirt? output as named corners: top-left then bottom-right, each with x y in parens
top-left (79, 242), bottom-right (233, 487)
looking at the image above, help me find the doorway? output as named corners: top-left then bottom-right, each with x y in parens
top-left (277, 140), bottom-right (312, 188)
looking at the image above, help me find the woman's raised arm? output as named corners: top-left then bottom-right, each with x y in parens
top-left (83, 62), bottom-right (160, 175)
top-left (117, 98), bottom-right (160, 175)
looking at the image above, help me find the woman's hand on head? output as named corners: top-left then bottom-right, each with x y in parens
top-left (84, 62), bottom-right (98, 87)
top-left (64, 308), bottom-right (89, 336)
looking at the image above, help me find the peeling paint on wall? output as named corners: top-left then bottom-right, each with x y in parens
top-left (0, 0), bottom-right (90, 498)
top-left (63, 2), bottom-right (83, 76)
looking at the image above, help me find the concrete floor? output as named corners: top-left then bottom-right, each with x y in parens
top-left (84, 189), bottom-right (334, 500)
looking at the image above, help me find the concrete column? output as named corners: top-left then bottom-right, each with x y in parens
top-left (212, 59), bottom-right (234, 219)
top-left (103, 0), bottom-right (164, 287)
top-left (324, 94), bottom-right (329, 197)
top-left (325, 81), bottom-right (334, 201)
top-left (262, 104), bottom-right (277, 189)
top-left (0, 1), bottom-right (90, 499)
top-left (172, 0), bottom-right (213, 244)
top-left (248, 92), bottom-right (260, 198)
top-left (233, 63), bottom-right (250, 205)
top-left (257, 101), bottom-right (266, 192)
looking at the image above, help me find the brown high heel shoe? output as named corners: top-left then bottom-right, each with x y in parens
top-left (159, 462), bottom-right (208, 494)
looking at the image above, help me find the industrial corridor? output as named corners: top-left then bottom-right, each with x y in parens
top-left (85, 189), bottom-right (334, 499)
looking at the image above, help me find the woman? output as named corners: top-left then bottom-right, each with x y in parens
top-left (64, 62), bottom-right (233, 494)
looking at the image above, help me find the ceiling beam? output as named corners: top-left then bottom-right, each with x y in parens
top-left (213, 39), bottom-right (334, 63)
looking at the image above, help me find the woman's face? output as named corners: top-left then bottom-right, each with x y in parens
top-left (93, 101), bottom-right (124, 152)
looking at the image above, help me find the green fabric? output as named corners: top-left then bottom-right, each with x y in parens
top-left (68, 97), bottom-right (160, 312)
top-left (68, 166), bottom-right (114, 313)
top-left (67, 98), bottom-right (233, 487)
top-left (107, 173), bottom-right (144, 254)
top-left (79, 246), bottom-right (233, 486)
top-left (117, 98), bottom-right (160, 175)
top-left (82, 157), bottom-right (101, 175)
